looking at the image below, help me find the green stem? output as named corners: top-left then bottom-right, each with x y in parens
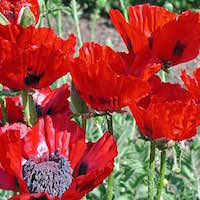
top-left (156, 150), bottom-right (166, 200)
top-left (28, 94), bottom-right (38, 126)
top-left (44, 0), bottom-right (51, 27)
top-left (57, 10), bottom-right (63, 38)
top-left (81, 115), bottom-right (87, 132)
top-left (21, 91), bottom-right (32, 127)
top-left (107, 113), bottom-right (114, 200)
top-left (120, 0), bottom-right (128, 22)
top-left (90, 9), bottom-right (99, 41)
top-left (107, 113), bottom-right (113, 134)
top-left (148, 142), bottom-right (156, 200)
top-left (0, 96), bottom-right (7, 124)
top-left (72, 0), bottom-right (82, 46)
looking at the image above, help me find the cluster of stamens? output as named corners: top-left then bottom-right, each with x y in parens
top-left (23, 151), bottom-right (73, 198)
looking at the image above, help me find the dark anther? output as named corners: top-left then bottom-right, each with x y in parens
top-left (23, 151), bottom-right (73, 198)
top-left (78, 162), bottom-right (88, 176)
top-left (46, 107), bottom-right (52, 115)
top-left (148, 37), bottom-right (153, 50)
top-left (35, 104), bottom-right (42, 117)
top-left (24, 71), bottom-right (44, 86)
top-left (173, 41), bottom-right (186, 57)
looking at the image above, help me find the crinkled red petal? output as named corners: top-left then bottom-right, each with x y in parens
top-left (70, 42), bottom-right (149, 111)
top-left (22, 114), bottom-right (86, 168)
top-left (152, 11), bottom-right (200, 65)
top-left (62, 132), bottom-right (117, 200)
top-left (0, 24), bottom-right (76, 89)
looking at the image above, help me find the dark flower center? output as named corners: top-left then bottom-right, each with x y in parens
top-left (23, 151), bottom-right (73, 198)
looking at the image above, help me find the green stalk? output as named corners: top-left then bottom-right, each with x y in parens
top-left (148, 142), bottom-right (156, 200)
top-left (28, 94), bottom-right (38, 126)
top-left (156, 150), bottom-right (166, 200)
top-left (0, 96), bottom-right (7, 124)
top-left (57, 10), bottom-right (63, 38)
top-left (81, 115), bottom-right (87, 132)
top-left (120, 0), bottom-right (128, 22)
top-left (71, 0), bottom-right (82, 46)
top-left (90, 9), bottom-right (99, 41)
top-left (21, 91), bottom-right (32, 127)
top-left (107, 113), bottom-right (114, 200)
top-left (44, 0), bottom-right (52, 27)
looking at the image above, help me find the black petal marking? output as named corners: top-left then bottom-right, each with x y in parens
top-left (78, 162), bottom-right (88, 176)
top-left (173, 41), bottom-right (186, 57)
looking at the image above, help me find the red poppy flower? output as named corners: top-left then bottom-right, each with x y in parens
top-left (35, 84), bottom-right (72, 117)
top-left (69, 42), bottom-right (160, 112)
top-left (0, 0), bottom-right (40, 24)
top-left (0, 96), bottom-right (24, 126)
top-left (110, 4), bottom-right (200, 66)
top-left (0, 113), bottom-right (117, 199)
top-left (181, 67), bottom-right (200, 103)
top-left (129, 75), bottom-right (200, 141)
top-left (0, 24), bottom-right (76, 89)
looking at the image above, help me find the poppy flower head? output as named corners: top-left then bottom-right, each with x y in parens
top-left (0, 24), bottom-right (76, 89)
top-left (0, 0), bottom-right (40, 24)
top-left (0, 114), bottom-right (117, 199)
top-left (69, 42), bottom-right (150, 112)
top-left (152, 10), bottom-right (200, 66)
top-left (130, 76), bottom-right (200, 141)
top-left (110, 4), bottom-right (200, 66)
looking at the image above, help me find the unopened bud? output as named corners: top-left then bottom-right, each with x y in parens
top-left (18, 6), bottom-right (36, 27)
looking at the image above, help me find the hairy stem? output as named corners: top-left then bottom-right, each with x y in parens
top-left (0, 96), bottom-right (7, 125)
top-left (107, 113), bottom-right (114, 200)
top-left (72, 0), bottom-right (82, 46)
top-left (156, 150), bottom-right (166, 200)
top-left (57, 10), bottom-right (63, 38)
top-left (22, 90), bottom-right (32, 127)
top-left (120, 0), bottom-right (128, 22)
top-left (148, 142), bottom-right (156, 200)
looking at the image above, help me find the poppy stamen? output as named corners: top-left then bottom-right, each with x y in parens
top-left (23, 151), bottom-right (73, 198)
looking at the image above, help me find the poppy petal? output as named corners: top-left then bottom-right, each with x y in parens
top-left (128, 4), bottom-right (176, 37)
top-left (109, 9), bottom-right (148, 53)
top-left (70, 42), bottom-right (149, 111)
top-left (152, 11), bottom-right (200, 65)
top-left (0, 130), bottom-right (26, 192)
top-left (0, 24), bottom-right (76, 89)
top-left (22, 114), bottom-right (86, 168)
top-left (62, 132), bottom-right (117, 200)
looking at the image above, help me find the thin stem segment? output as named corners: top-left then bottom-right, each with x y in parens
top-left (120, 0), bottom-right (128, 22)
top-left (107, 113), bottom-right (114, 200)
top-left (156, 150), bottom-right (166, 200)
top-left (148, 141), bottom-right (156, 200)
top-left (0, 96), bottom-right (7, 124)
top-left (72, 0), bottom-right (82, 46)
top-left (81, 115), bottom-right (87, 132)
top-left (21, 90), bottom-right (32, 127)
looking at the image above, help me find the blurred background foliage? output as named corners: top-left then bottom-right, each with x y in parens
top-left (62, 0), bottom-right (200, 16)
